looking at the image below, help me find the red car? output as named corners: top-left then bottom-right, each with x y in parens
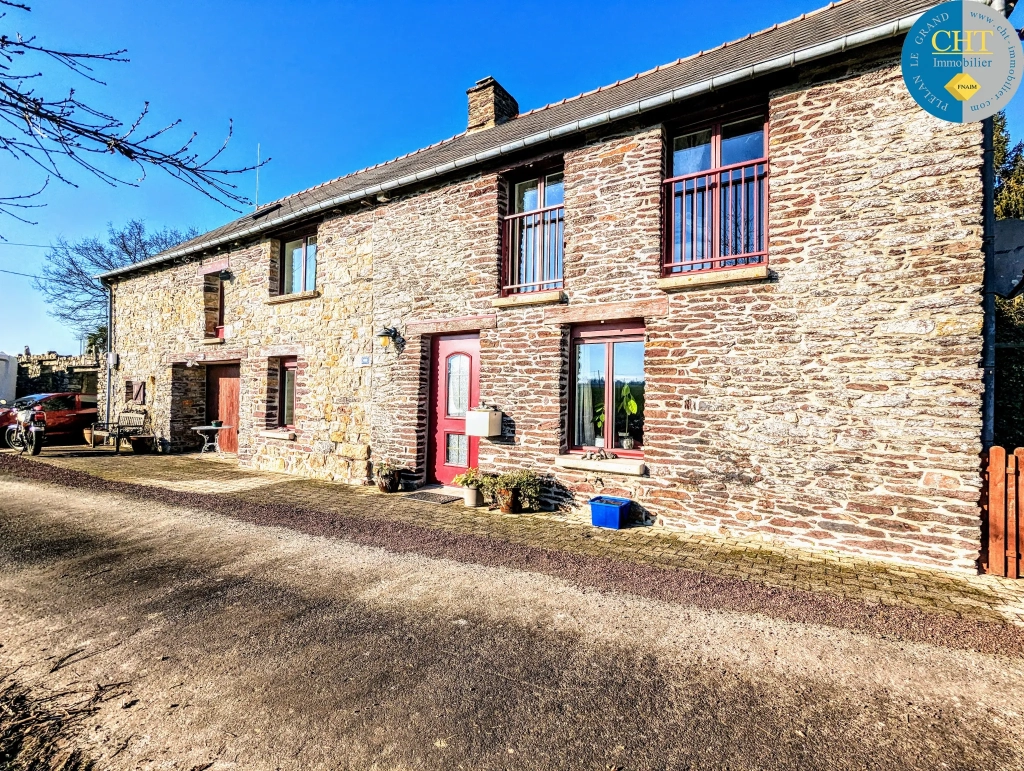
top-left (0, 392), bottom-right (98, 447)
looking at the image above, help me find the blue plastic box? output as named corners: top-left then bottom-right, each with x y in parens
top-left (589, 495), bottom-right (631, 529)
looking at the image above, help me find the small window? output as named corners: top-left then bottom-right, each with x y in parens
top-left (571, 322), bottom-right (645, 454)
top-left (446, 354), bottom-right (470, 417)
top-left (502, 169), bottom-right (565, 295)
top-left (281, 235), bottom-right (317, 295)
top-left (279, 358), bottom-right (297, 428)
top-left (203, 274), bottom-right (225, 338)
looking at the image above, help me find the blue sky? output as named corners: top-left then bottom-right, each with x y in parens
top-left (2, 0), bottom-right (1023, 354)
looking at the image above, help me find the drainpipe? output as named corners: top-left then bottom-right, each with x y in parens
top-left (104, 280), bottom-right (113, 427)
top-left (983, 113), bottom-right (997, 449)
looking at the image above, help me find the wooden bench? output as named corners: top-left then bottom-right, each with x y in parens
top-left (91, 411), bottom-right (154, 454)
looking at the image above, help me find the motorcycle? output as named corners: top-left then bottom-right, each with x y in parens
top-left (0, 399), bottom-right (45, 455)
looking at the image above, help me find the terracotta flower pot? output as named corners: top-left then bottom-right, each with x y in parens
top-left (130, 437), bottom-right (154, 454)
top-left (377, 472), bottom-right (400, 493)
top-left (495, 488), bottom-right (518, 514)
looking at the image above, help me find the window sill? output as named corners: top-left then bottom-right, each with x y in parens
top-left (266, 290), bottom-right (321, 305)
top-left (199, 337), bottom-right (225, 346)
top-left (491, 290), bottom-right (565, 308)
top-left (553, 455), bottom-right (646, 476)
top-left (259, 429), bottom-right (295, 440)
top-left (657, 264), bottom-right (767, 291)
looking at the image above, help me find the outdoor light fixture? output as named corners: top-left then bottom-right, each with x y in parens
top-left (376, 326), bottom-right (405, 349)
top-left (217, 269), bottom-right (232, 281)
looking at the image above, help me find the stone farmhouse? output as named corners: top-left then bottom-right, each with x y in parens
top-left (99, 0), bottom-right (992, 572)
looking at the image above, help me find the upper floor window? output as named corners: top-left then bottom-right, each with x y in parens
top-left (502, 170), bottom-right (564, 295)
top-left (203, 273), bottom-right (225, 338)
top-left (281, 235), bottom-right (317, 295)
top-left (664, 116), bottom-right (767, 276)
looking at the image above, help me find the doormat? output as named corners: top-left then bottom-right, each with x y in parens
top-left (404, 491), bottom-right (461, 505)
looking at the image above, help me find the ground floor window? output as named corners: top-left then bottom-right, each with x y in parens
top-left (571, 321), bottom-right (645, 454)
top-left (279, 358), bottom-right (297, 428)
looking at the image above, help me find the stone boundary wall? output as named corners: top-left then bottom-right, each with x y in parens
top-left (105, 46), bottom-right (986, 571)
top-left (17, 353), bottom-right (100, 398)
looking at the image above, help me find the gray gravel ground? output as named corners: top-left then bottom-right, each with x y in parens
top-left (1, 476), bottom-right (1023, 770)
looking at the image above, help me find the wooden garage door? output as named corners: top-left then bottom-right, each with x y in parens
top-left (206, 364), bottom-right (240, 453)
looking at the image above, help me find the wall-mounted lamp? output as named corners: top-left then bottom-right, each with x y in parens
top-left (376, 326), bottom-right (405, 350)
top-left (217, 269), bottom-right (232, 281)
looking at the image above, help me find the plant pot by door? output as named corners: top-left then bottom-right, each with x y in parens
top-left (377, 472), bottom-right (400, 494)
top-left (82, 427), bottom-right (93, 446)
top-left (495, 488), bottom-right (519, 514)
top-left (129, 437), bottom-right (154, 454)
top-left (463, 487), bottom-right (482, 508)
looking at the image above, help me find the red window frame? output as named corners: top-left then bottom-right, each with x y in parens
top-left (501, 167), bottom-right (565, 296)
top-left (663, 115), bottom-right (769, 277)
top-left (278, 357), bottom-right (297, 429)
top-left (568, 320), bottom-right (645, 457)
top-left (279, 234), bottom-right (318, 296)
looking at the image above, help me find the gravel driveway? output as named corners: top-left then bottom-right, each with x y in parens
top-left (1, 476), bottom-right (1023, 770)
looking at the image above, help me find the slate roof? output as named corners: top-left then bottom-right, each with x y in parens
top-left (101, 0), bottom-right (938, 280)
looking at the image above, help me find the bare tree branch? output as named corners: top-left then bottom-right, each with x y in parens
top-left (0, 3), bottom-right (268, 232)
top-left (33, 219), bottom-right (198, 337)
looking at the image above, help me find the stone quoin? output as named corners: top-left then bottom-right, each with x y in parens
top-left (98, 0), bottom-right (990, 572)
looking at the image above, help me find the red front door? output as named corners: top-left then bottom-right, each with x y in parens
top-left (206, 364), bottom-right (240, 453)
top-left (429, 334), bottom-right (480, 485)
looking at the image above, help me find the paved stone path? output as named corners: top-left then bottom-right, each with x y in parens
top-left (20, 447), bottom-right (1024, 627)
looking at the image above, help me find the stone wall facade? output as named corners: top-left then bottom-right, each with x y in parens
top-left (104, 47), bottom-right (987, 571)
top-left (17, 353), bottom-right (100, 398)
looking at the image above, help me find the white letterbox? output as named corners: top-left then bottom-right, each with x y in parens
top-left (465, 407), bottom-right (503, 437)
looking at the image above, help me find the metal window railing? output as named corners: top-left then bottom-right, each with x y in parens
top-left (663, 158), bottom-right (768, 276)
top-left (502, 204), bottom-right (565, 294)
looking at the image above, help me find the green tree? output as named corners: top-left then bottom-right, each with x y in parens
top-left (995, 112), bottom-right (1024, 219)
top-left (993, 112), bottom-right (1024, 446)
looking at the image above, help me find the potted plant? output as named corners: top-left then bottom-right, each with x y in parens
top-left (491, 469), bottom-right (541, 514)
top-left (594, 404), bottom-right (606, 448)
top-left (375, 460), bottom-right (401, 493)
top-left (452, 467), bottom-right (485, 508)
top-left (617, 383), bottom-right (638, 450)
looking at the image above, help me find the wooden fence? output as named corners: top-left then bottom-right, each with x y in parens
top-left (982, 446), bottom-right (1024, 578)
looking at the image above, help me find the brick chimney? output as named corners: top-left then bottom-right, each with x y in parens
top-left (466, 77), bottom-right (518, 134)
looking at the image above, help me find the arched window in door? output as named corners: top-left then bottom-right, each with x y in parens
top-left (446, 354), bottom-right (470, 417)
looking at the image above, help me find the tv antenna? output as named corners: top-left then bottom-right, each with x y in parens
top-left (255, 142), bottom-right (261, 210)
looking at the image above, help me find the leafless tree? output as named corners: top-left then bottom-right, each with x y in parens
top-left (34, 219), bottom-right (198, 338)
top-left (0, 0), bottom-right (266, 230)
